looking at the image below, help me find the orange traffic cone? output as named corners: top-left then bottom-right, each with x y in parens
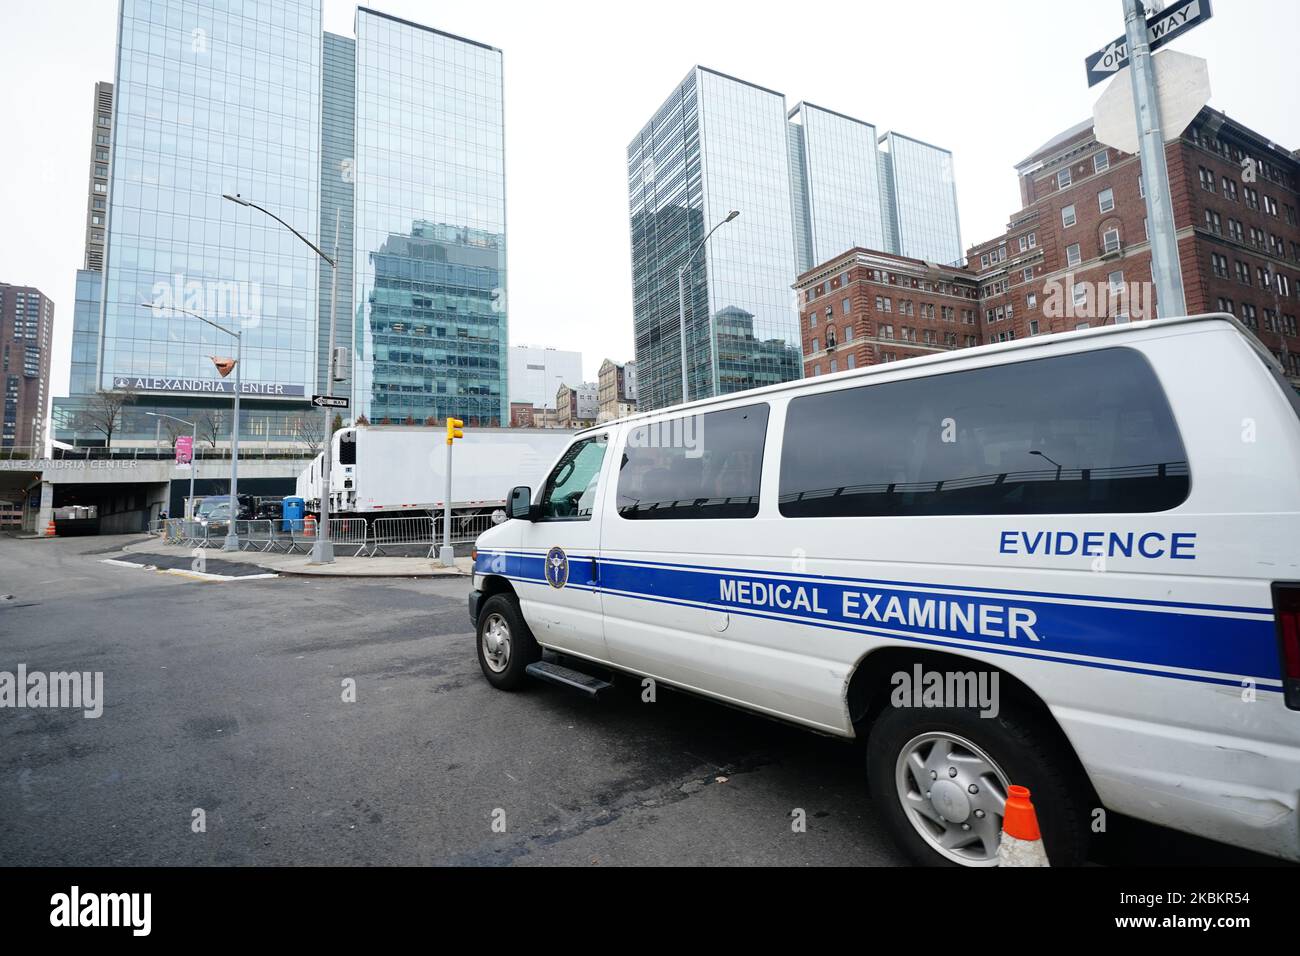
top-left (45, 521), bottom-right (56, 537)
top-left (996, 784), bottom-right (1049, 866)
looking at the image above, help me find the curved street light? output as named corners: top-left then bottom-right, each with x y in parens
top-left (677, 209), bottom-right (739, 404)
top-left (224, 194), bottom-right (341, 564)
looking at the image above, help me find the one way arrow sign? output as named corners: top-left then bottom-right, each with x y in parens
top-left (1085, 0), bottom-right (1213, 86)
top-left (311, 394), bottom-right (349, 409)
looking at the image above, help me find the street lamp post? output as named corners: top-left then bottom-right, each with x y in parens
top-left (677, 210), bottom-right (739, 404)
top-left (225, 194), bottom-right (340, 564)
top-left (1029, 449), bottom-right (1063, 481)
top-left (147, 411), bottom-right (197, 519)
top-left (141, 302), bottom-right (243, 550)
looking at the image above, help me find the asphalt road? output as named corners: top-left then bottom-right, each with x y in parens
top-left (0, 533), bottom-right (1283, 867)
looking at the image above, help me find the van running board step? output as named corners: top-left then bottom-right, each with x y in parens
top-left (525, 660), bottom-right (613, 698)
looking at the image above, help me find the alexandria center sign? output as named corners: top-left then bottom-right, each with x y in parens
top-left (111, 376), bottom-right (306, 397)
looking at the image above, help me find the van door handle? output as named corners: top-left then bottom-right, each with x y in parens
top-left (591, 557), bottom-right (599, 589)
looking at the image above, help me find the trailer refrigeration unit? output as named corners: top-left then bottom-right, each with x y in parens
top-left (296, 426), bottom-right (576, 520)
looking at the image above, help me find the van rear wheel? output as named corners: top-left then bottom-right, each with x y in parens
top-left (866, 702), bottom-right (1089, 866)
top-left (475, 593), bottom-right (540, 691)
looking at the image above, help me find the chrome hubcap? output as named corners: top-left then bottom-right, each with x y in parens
top-left (481, 612), bottom-right (511, 673)
top-left (895, 731), bottom-right (1010, 866)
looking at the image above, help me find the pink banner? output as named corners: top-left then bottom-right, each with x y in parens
top-left (175, 435), bottom-right (193, 465)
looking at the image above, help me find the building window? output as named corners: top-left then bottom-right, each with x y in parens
top-left (1222, 178), bottom-right (1238, 201)
top-left (1061, 204), bottom-right (1076, 228)
top-left (1073, 282), bottom-right (1089, 309)
top-left (1103, 229), bottom-right (1121, 255)
top-left (1029, 320), bottom-right (1040, 335)
top-left (1057, 168), bottom-right (1072, 189)
top-left (841, 298), bottom-right (851, 314)
top-left (1027, 292), bottom-right (1037, 309)
top-left (1204, 209), bottom-right (1221, 234)
top-left (1093, 151), bottom-right (1109, 173)
top-left (1199, 166), bottom-right (1215, 191)
top-left (811, 337), bottom-right (819, 353)
top-left (1217, 297), bottom-right (1233, 314)
top-left (1022, 267), bottom-right (1034, 283)
top-left (1211, 253), bottom-right (1228, 277)
top-left (846, 354), bottom-right (856, 369)
top-left (1066, 243), bottom-right (1082, 266)
top-left (844, 326), bottom-right (854, 342)
top-left (1098, 188), bottom-right (1115, 213)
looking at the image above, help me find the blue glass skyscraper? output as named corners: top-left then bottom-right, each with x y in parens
top-left (351, 9), bottom-right (508, 426)
top-left (54, 1), bottom-right (508, 445)
top-left (630, 67), bottom-right (962, 411)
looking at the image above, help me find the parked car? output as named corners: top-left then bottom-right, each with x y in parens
top-left (194, 494), bottom-right (255, 536)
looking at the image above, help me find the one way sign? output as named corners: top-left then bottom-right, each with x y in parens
top-left (1085, 0), bottom-right (1212, 86)
top-left (311, 394), bottom-right (349, 409)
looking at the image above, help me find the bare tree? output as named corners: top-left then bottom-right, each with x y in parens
top-left (293, 415), bottom-right (324, 456)
top-left (196, 409), bottom-right (225, 450)
top-left (73, 387), bottom-right (136, 449)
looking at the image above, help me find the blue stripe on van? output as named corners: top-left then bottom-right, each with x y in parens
top-left (474, 550), bottom-right (1282, 688)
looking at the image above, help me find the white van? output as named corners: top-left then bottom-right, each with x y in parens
top-left (468, 314), bottom-right (1300, 866)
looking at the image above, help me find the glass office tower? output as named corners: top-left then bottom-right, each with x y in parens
top-left (318, 31), bottom-right (356, 406)
top-left (630, 68), bottom-right (963, 410)
top-left (789, 103), bottom-right (885, 274)
top-left (629, 67), bottom-right (802, 410)
top-left (352, 9), bottom-right (508, 426)
top-left (96, 0), bottom-right (322, 435)
top-left (879, 132), bottom-right (963, 266)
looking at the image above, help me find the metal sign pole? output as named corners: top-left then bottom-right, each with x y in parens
top-left (1123, 0), bottom-right (1187, 318)
top-left (440, 439), bottom-right (454, 567)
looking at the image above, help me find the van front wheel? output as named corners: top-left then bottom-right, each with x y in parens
top-left (475, 593), bottom-right (540, 691)
top-left (866, 703), bottom-right (1089, 867)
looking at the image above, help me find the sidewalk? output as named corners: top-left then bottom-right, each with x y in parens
top-left (122, 538), bottom-right (473, 578)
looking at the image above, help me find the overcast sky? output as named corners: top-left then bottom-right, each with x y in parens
top-left (2, 0), bottom-right (1298, 402)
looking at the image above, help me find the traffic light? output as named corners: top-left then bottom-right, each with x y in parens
top-left (446, 417), bottom-right (464, 445)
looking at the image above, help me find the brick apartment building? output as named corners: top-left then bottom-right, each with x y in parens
top-left (798, 106), bottom-right (1300, 384)
top-left (0, 283), bottom-right (55, 451)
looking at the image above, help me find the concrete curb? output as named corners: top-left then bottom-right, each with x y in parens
top-left (121, 537), bottom-right (471, 579)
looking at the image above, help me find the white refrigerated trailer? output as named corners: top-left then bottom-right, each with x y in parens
top-left (295, 425), bottom-right (575, 519)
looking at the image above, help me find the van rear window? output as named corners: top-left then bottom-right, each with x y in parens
top-left (618, 404), bottom-right (768, 520)
top-left (779, 347), bottom-right (1189, 517)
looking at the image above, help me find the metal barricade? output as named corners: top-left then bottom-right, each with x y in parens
top-left (272, 518), bottom-right (312, 554)
top-left (237, 519), bottom-right (275, 552)
top-left (446, 511), bottom-right (497, 545)
top-left (329, 518), bottom-right (369, 557)
top-left (179, 519), bottom-right (207, 548)
top-left (369, 516), bottom-right (437, 557)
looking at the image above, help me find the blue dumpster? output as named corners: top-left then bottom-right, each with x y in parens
top-left (282, 497), bottom-right (305, 532)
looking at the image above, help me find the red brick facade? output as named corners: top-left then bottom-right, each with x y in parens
top-left (798, 107), bottom-right (1300, 385)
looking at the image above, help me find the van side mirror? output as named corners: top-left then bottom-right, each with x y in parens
top-left (508, 485), bottom-right (533, 521)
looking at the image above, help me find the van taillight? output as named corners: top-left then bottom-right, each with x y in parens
top-left (1275, 583), bottom-right (1300, 710)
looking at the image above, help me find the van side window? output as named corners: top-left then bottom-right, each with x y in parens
top-left (779, 348), bottom-right (1190, 517)
top-left (617, 404), bottom-right (769, 520)
top-left (538, 435), bottom-right (608, 521)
